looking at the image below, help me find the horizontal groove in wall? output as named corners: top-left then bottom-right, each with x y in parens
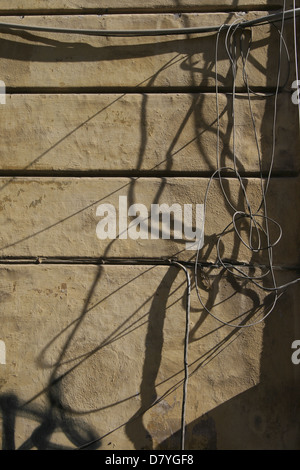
top-left (5, 87), bottom-right (290, 95)
top-left (0, 256), bottom-right (299, 271)
top-left (0, 6), bottom-right (283, 15)
top-left (5, 89), bottom-right (287, 95)
top-left (0, 170), bottom-right (298, 178)
top-left (0, 174), bottom-right (299, 180)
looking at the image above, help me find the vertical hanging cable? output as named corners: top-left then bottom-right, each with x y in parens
top-left (172, 262), bottom-right (191, 451)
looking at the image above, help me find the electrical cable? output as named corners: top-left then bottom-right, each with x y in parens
top-left (0, 8), bottom-right (298, 37)
top-left (195, 0), bottom-right (300, 329)
top-left (172, 262), bottom-right (191, 452)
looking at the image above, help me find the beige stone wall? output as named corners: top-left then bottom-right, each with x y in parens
top-left (0, 1), bottom-right (294, 13)
top-left (0, 1), bottom-right (299, 450)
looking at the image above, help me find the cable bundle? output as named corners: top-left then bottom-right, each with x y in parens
top-left (194, 0), bottom-right (300, 329)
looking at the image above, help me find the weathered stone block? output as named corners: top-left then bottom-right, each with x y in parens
top-left (0, 177), bottom-right (298, 265)
top-left (0, 92), bottom-right (298, 174)
top-left (0, 13), bottom-right (295, 89)
top-left (0, 264), bottom-right (299, 449)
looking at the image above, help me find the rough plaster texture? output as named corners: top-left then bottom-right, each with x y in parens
top-left (0, 1), bottom-right (293, 12)
top-left (0, 177), bottom-right (298, 265)
top-left (0, 3), bottom-right (299, 451)
top-left (1, 92), bottom-right (298, 174)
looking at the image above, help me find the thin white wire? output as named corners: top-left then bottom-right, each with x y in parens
top-left (194, 1), bottom-right (300, 329)
top-left (172, 261), bottom-right (191, 452)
